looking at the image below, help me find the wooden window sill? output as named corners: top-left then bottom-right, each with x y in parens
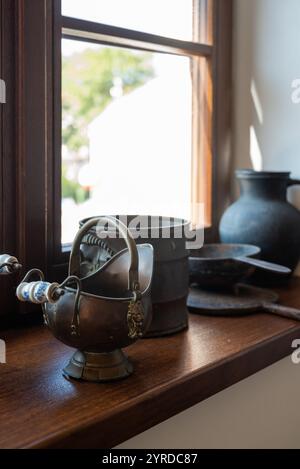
top-left (1, 278), bottom-right (300, 449)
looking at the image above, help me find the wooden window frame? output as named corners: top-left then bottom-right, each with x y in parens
top-left (1, 0), bottom-right (233, 313)
top-left (0, 0), bottom-right (17, 257)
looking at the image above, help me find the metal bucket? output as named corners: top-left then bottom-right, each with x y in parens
top-left (79, 215), bottom-right (190, 337)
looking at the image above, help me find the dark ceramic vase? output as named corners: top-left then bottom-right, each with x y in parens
top-left (219, 170), bottom-right (300, 276)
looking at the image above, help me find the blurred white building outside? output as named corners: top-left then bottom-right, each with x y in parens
top-left (62, 56), bottom-right (192, 243)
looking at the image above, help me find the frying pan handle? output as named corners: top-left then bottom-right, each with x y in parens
top-left (236, 256), bottom-right (291, 275)
top-left (263, 302), bottom-right (300, 321)
top-left (287, 178), bottom-right (300, 187)
top-left (69, 216), bottom-right (140, 294)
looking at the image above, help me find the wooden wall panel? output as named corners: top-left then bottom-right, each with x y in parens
top-left (0, 0), bottom-right (17, 254)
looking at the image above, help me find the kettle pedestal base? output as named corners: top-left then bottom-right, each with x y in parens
top-left (63, 349), bottom-right (133, 382)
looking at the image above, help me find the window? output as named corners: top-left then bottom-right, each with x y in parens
top-left (61, 42), bottom-right (193, 243)
top-left (61, 0), bottom-right (219, 244)
top-left (58, 0), bottom-right (214, 247)
top-left (62, 0), bottom-right (195, 41)
top-left (4, 0), bottom-right (232, 287)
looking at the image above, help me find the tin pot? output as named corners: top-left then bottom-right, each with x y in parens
top-left (79, 215), bottom-right (190, 337)
top-left (17, 217), bottom-right (154, 382)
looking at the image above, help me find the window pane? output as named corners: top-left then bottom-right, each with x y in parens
top-left (62, 0), bottom-right (194, 42)
top-left (61, 40), bottom-right (192, 244)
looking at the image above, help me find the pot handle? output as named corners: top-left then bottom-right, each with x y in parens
top-left (16, 268), bottom-right (82, 336)
top-left (0, 254), bottom-right (22, 274)
top-left (236, 256), bottom-right (291, 275)
top-left (287, 178), bottom-right (300, 187)
top-left (263, 302), bottom-right (300, 321)
top-left (69, 216), bottom-right (140, 295)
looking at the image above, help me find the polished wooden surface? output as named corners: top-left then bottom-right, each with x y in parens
top-left (1, 279), bottom-right (300, 449)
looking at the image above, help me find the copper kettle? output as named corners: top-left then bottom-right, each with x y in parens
top-left (17, 216), bottom-right (154, 382)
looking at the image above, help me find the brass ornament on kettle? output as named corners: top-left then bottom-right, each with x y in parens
top-left (16, 216), bottom-right (154, 382)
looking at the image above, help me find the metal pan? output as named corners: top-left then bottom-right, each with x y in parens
top-left (188, 284), bottom-right (300, 322)
top-left (189, 244), bottom-right (291, 289)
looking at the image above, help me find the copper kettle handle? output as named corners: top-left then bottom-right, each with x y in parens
top-left (69, 216), bottom-right (140, 293)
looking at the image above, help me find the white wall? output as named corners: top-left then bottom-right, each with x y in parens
top-left (118, 356), bottom-right (300, 449)
top-left (118, 1), bottom-right (300, 449)
top-left (233, 0), bottom-right (300, 210)
top-left (233, 0), bottom-right (300, 273)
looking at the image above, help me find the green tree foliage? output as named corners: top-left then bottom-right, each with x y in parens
top-left (62, 47), bottom-right (155, 153)
top-left (62, 165), bottom-right (89, 203)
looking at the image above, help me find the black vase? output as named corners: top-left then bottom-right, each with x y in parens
top-left (219, 170), bottom-right (300, 275)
